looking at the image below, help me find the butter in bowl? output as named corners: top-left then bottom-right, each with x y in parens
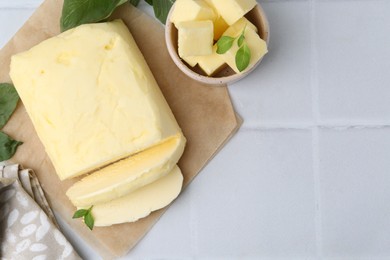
top-left (165, 0), bottom-right (270, 85)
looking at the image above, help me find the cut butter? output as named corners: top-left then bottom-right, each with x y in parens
top-left (178, 20), bottom-right (214, 58)
top-left (90, 165), bottom-right (183, 227)
top-left (9, 20), bottom-right (184, 180)
top-left (184, 45), bottom-right (226, 76)
top-left (170, 0), bottom-right (216, 26)
top-left (221, 27), bottom-right (268, 73)
top-left (222, 17), bottom-right (258, 38)
top-left (208, 0), bottom-right (257, 25)
top-left (66, 133), bottom-right (185, 207)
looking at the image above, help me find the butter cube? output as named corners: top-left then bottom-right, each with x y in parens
top-left (208, 0), bottom-right (257, 25)
top-left (170, 0), bottom-right (216, 26)
top-left (182, 56), bottom-right (198, 67)
top-left (184, 45), bottom-right (226, 76)
top-left (178, 20), bottom-right (213, 58)
top-left (203, 0), bottom-right (229, 40)
top-left (10, 20), bottom-right (185, 180)
top-left (223, 17), bottom-right (258, 38)
top-left (220, 27), bottom-right (267, 73)
top-left (213, 16), bottom-right (229, 40)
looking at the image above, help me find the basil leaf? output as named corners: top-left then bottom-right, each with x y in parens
top-left (84, 211), bottom-right (94, 230)
top-left (216, 36), bottom-right (235, 54)
top-left (145, 0), bottom-right (153, 5)
top-left (152, 0), bottom-right (175, 24)
top-left (235, 43), bottom-right (251, 72)
top-left (0, 132), bottom-right (22, 161)
top-left (72, 209), bottom-right (88, 218)
top-left (60, 0), bottom-right (128, 32)
top-left (129, 0), bottom-right (141, 6)
top-left (237, 34), bottom-right (245, 47)
top-left (0, 83), bottom-right (19, 129)
top-left (237, 26), bottom-right (246, 47)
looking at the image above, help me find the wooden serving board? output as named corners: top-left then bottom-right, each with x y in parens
top-left (0, 0), bottom-right (240, 258)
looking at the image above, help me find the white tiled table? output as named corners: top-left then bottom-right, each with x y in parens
top-left (1, 0), bottom-right (390, 259)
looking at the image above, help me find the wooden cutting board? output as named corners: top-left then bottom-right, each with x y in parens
top-left (0, 0), bottom-right (240, 258)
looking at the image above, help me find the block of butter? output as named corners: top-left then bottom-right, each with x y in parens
top-left (10, 20), bottom-right (185, 181)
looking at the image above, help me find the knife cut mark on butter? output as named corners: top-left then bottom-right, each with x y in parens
top-left (10, 20), bottom-right (186, 226)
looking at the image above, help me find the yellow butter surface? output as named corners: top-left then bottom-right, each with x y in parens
top-left (10, 20), bottom-right (183, 180)
top-left (208, 0), bottom-right (257, 25)
top-left (91, 165), bottom-right (183, 226)
top-left (66, 134), bottom-right (185, 207)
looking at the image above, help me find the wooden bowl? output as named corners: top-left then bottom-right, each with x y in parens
top-left (165, 3), bottom-right (270, 85)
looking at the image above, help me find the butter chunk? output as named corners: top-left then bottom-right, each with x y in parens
top-left (91, 165), bottom-right (183, 226)
top-left (185, 45), bottom-right (226, 76)
top-left (10, 20), bottom-right (184, 180)
top-left (223, 17), bottom-right (258, 38)
top-left (170, 0), bottom-right (216, 26)
top-left (221, 27), bottom-right (268, 73)
top-left (66, 134), bottom-right (185, 207)
top-left (203, 0), bottom-right (229, 40)
top-left (208, 0), bottom-right (257, 25)
top-left (213, 16), bottom-right (229, 41)
top-left (178, 20), bottom-right (213, 58)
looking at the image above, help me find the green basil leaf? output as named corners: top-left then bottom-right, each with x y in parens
top-left (216, 36), bottom-right (235, 54)
top-left (72, 209), bottom-right (88, 218)
top-left (60, 0), bottom-right (128, 32)
top-left (235, 43), bottom-right (251, 72)
top-left (129, 0), bottom-right (141, 6)
top-left (0, 83), bottom-right (19, 129)
top-left (237, 26), bottom-right (246, 47)
top-left (84, 211), bottom-right (94, 230)
top-left (237, 34), bottom-right (245, 47)
top-left (145, 0), bottom-right (153, 5)
top-left (152, 0), bottom-right (175, 24)
top-left (0, 132), bottom-right (22, 161)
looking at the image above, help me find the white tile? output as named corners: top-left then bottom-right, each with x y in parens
top-left (0, 9), bottom-right (35, 49)
top-left (316, 0), bottom-right (390, 121)
top-left (192, 130), bottom-right (316, 258)
top-left (229, 1), bottom-right (312, 126)
top-left (126, 188), bottom-right (192, 259)
top-left (319, 128), bottom-right (390, 257)
top-left (0, 0), bottom-right (43, 8)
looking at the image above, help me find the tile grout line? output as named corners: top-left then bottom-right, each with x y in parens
top-left (310, 0), bottom-right (323, 259)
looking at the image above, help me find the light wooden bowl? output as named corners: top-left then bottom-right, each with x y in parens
top-left (165, 3), bottom-right (270, 85)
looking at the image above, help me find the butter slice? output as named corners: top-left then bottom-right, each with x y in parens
top-left (208, 0), bottom-right (257, 25)
top-left (91, 165), bottom-right (183, 226)
top-left (66, 133), bottom-right (185, 207)
top-left (170, 0), bottom-right (216, 26)
top-left (10, 20), bottom-right (183, 180)
top-left (178, 20), bottom-right (214, 57)
top-left (221, 27), bottom-right (268, 73)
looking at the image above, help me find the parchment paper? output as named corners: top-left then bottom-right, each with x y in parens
top-left (0, 0), bottom-right (241, 258)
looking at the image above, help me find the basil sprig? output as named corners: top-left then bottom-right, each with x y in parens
top-left (73, 206), bottom-right (95, 230)
top-left (61, 0), bottom-right (175, 32)
top-left (0, 83), bottom-right (22, 161)
top-left (216, 27), bottom-right (252, 72)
